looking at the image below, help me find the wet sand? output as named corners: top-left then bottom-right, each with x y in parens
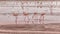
top-left (0, 24), bottom-right (60, 34)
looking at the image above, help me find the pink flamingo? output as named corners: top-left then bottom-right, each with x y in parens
top-left (32, 12), bottom-right (38, 24)
top-left (12, 12), bottom-right (19, 25)
top-left (23, 12), bottom-right (29, 24)
top-left (40, 13), bottom-right (45, 24)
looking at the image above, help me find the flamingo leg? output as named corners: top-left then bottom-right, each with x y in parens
top-left (24, 16), bottom-right (26, 24)
top-left (15, 16), bottom-right (18, 26)
top-left (40, 15), bottom-right (42, 24)
top-left (42, 15), bottom-right (44, 24)
top-left (27, 16), bottom-right (30, 24)
top-left (8, 15), bottom-right (9, 23)
top-left (26, 16), bottom-right (29, 24)
top-left (32, 15), bottom-right (34, 24)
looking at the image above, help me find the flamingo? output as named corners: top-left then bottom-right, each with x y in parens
top-left (23, 12), bottom-right (29, 24)
top-left (32, 12), bottom-right (38, 24)
top-left (12, 11), bottom-right (19, 26)
top-left (40, 12), bottom-right (45, 25)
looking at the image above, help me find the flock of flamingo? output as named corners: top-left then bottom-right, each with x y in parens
top-left (11, 11), bottom-right (53, 25)
top-left (0, 1), bottom-right (55, 26)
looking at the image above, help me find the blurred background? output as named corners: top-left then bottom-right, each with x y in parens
top-left (0, 1), bottom-right (60, 25)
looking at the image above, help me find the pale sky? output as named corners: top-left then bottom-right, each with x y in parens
top-left (0, 1), bottom-right (60, 25)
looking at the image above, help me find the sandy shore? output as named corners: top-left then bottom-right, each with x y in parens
top-left (0, 24), bottom-right (60, 34)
